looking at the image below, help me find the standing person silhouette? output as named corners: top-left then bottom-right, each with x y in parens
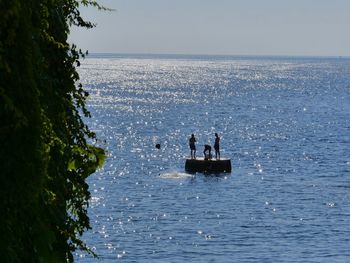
top-left (189, 134), bottom-right (197, 159)
top-left (214, 133), bottom-right (220, 159)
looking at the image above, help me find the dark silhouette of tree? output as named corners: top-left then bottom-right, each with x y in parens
top-left (0, 0), bottom-right (106, 261)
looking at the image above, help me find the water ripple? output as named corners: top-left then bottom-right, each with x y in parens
top-left (75, 55), bottom-right (350, 263)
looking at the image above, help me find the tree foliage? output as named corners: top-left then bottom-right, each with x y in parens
top-left (0, 0), bottom-right (105, 261)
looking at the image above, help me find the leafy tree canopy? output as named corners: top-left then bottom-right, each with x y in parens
top-left (0, 0), bottom-right (105, 261)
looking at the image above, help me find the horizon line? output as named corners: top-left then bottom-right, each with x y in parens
top-left (84, 52), bottom-right (350, 59)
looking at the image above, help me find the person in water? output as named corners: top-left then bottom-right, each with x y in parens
top-left (189, 134), bottom-right (196, 159)
top-left (214, 133), bottom-right (220, 159)
top-left (203, 144), bottom-right (212, 160)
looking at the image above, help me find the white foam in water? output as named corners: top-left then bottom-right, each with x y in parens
top-left (159, 171), bottom-right (193, 179)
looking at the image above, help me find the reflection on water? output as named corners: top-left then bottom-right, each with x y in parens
top-left (76, 55), bottom-right (350, 262)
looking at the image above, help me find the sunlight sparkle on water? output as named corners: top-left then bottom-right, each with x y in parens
top-left (76, 55), bottom-right (350, 263)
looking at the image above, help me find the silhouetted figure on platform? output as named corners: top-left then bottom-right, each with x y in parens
top-left (189, 134), bottom-right (197, 159)
top-left (214, 133), bottom-right (220, 159)
top-left (203, 144), bottom-right (212, 160)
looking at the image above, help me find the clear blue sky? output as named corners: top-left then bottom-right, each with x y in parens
top-left (69, 0), bottom-right (350, 56)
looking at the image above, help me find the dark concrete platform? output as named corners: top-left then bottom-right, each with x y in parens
top-left (185, 157), bottom-right (231, 173)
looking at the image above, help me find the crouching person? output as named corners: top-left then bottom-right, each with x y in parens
top-left (203, 144), bottom-right (212, 160)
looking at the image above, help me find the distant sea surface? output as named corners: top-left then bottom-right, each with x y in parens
top-left (75, 54), bottom-right (350, 262)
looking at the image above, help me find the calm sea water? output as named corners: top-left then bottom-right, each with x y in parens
top-left (75, 54), bottom-right (350, 262)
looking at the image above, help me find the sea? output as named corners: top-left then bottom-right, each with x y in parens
top-left (75, 54), bottom-right (350, 262)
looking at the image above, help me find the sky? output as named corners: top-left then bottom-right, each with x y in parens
top-left (69, 0), bottom-right (350, 56)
